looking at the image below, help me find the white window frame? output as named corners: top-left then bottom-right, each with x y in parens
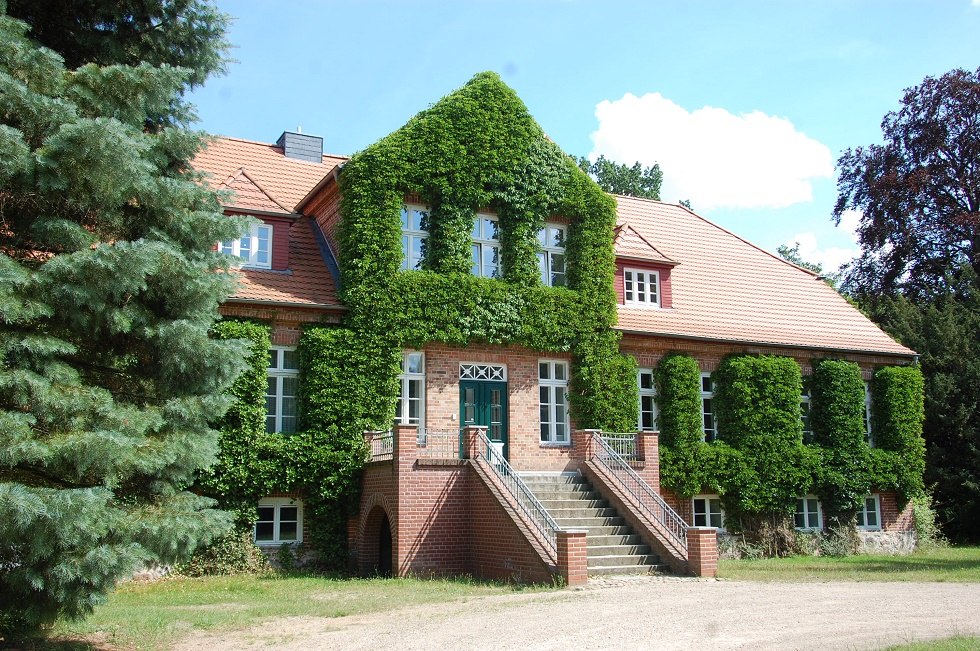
top-left (459, 363), bottom-right (507, 381)
top-left (864, 380), bottom-right (874, 447)
top-left (396, 351), bottom-right (425, 427)
top-left (221, 222), bottom-right (272, 269)
top-left (801, 379), bottom-right (813, 443)
top-left (254, 497), bottom-right (303, 545)
top-left (472, 213), bottom-right (501, 278)
top-left (266, 346), bottom-right (299, 434)
top-left (794, 495), bottom-right (823, 531)
top-left (537, 223), bottom-right (567, 287)
top-left (638, 368), bottom-right (658, 431)
top-left (539, 360), bottom-right (570, 445)
top-left (401, 204), bottom-right (428, 271)
top-left (701, 373), bottom-right (717, 442)
top-left (692, 494), bottom-right (726, 531)
top-left (624, 268), bottom-right (660, 307)
top-left (856, 494), bottom-right (882, 531)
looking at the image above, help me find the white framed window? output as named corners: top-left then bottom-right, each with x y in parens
top-left (401, 204), bottom-right (428, 271)
top-left (801, 378), bottom-right (813, 443)
top-left (471, 214), bottom-right (501, 278)
top-left (266, 346), bottom-right (299, 434)
top-left (539, 360), bottom-right (569, 445)
top-left (692, 495), bottom-right (725, 531)
top-left (638, 368), bottom-right (658, 431)
top-left (254, 497), bottom-right (302, 545)
top-left (856, 494), bottom-right (881, 530)
top-left (624, 268), bottom-right (660, 307)
top-left (864, 380), bottom-right (874, 446)
top-left (396, 351), bottom-right (425, 427)
top-left (794, 496), bottom-right (823, 530)
top-left (221, 222), bottom-right (272, 269)
top-left (537, 223), bottom-right (567, 287)
top-left (701, 373), bottom-right (717, 442)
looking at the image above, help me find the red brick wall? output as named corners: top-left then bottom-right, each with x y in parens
top-left (306, 179), bottom-right (342, 257)
top-left (219, 303), bottom-right (342, 347)
top-left (879, 491), bottom-right (915, 532)
top-left (423, 343), bottom-right (577, 472)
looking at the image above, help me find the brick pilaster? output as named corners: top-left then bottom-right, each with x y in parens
top-left (463, 425), bottom-right (486, 459)
top-left (635, 430), bottom-right (660, 493)
top-left (556, 529), bottom-right (589, 587)
top-left (572, 429), bottom-right (599, 461)
top-left (686, 527), bottom-right (718, 577)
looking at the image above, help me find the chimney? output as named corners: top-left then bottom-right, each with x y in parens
top-left (276, 131), bottom-right (323, 163)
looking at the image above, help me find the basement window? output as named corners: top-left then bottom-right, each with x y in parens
top-left (856, 494), bottom-right (881, 531)
top-left (254, 497), bottom-right (302, 545)
top-left (692, 495), bottom-right (725, 531)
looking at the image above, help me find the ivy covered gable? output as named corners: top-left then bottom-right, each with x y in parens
top-left (335, 71), bottom-right (638, 431)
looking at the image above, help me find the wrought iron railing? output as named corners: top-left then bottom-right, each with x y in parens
top-left (416, 428), bottom-right (463, 459)
top-left (591, 431), bottom-right (688, 553)
top-left (479, 432), bottom-right (559, 558)
top-left (602, 433), bottom-right (637, 461)
top-left (368, 431), bottom-right (393, 461)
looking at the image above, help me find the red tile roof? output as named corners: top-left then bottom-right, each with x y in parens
top-left (192, 135), bottom-right (345, 308)
top-left (613, 223), bottom-right (676, 265)
top-left (192, 135), bottom-right (346, 212)
top-left (613, 196), bottom-right (914, 356)
top-left (230, 217), bottom-right (340, 307)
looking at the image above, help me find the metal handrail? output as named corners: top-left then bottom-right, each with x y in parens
top-left (591, 431), bottom-right (688, 553)
top-left (602, 433), bottom-right (637, 461)
top-left (416, 428), bottom-right (463, 459)
top-left (479, 432), bottom-right (560, 558)
top-left (368, 430), bottom-right (393, 461)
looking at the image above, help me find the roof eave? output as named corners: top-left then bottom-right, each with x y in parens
top-left (615, 327), bottom-right (917, 359)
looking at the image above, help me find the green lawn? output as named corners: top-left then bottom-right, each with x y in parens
top-left (719, 546), bottom-right (980, 583)
top-left (47, 574), bottom-right (519, 651)
top-left (880, 637), bottom-right (980, 650)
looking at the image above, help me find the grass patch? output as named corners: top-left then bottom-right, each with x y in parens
top-left (45, 574), bottom-right (524, 650)
top-left (879, 637), bottom-right (980, 650)
top-left (719, 546), bottom-right (980, 583)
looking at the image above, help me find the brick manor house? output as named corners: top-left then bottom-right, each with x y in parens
top-left (193, 75), bottom-right (918, 585)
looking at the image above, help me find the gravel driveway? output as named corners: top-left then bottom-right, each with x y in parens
top-left (175, 576), bottom-right (980, 651)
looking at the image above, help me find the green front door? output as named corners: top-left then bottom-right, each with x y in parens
top-left (460, 380), bottom-right (508, 459)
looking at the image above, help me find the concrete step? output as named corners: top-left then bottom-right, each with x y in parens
top-left (571, 525), bottom-right (635, 536)
top-left (532, 490), bottom-right (603, 501)
top-left (552, 516), bottom-right (626, 528)
top-left (587, 544), bottom-right (652, 557)
top-left (538, 499), bottom-right (610, 510)
top-left (586, 534), bottom-right (644, 547)
top-left (519, 474), bottom-right (586, 486)
top-left (589, 564), bottom-right (669, 577)
top-left (588, 553), bottom-right (661, 568)
top-left (548, 507), bottom-right (619, 519)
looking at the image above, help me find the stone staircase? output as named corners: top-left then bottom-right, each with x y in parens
top-left (521, 472), bottom-right (667, 576)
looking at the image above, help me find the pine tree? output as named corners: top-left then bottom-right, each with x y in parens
top-left (0, 1), bottom-right (243, 635)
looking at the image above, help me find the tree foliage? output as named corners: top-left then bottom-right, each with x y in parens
top-left (835, 67), bottom-right (980, 300)
top-left (835, 67), bottom-right (980, 540)
top-left (0, 1), bottom-right (237, 635)
top-left (576, 155), bottom-right (663, 200)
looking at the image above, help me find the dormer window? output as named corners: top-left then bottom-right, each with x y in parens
top-left (401, 204), bottom-right (428, 271)
top-left (624, 268), bottom-right (660, 307)
top-left (221, 222), bottom-right (272, 269)
top-left (472, 214), bottom-right (501, 278)
top-left (538, 224), bottom-right (567, 287)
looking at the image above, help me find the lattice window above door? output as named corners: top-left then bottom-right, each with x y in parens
top-left (459, 363), bottom-right (507, 381)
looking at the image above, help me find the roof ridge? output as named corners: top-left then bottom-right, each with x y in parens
top-left (206, 134), bottom-right (349, 162)
top-left (618, 195), bottom-right (822, 279)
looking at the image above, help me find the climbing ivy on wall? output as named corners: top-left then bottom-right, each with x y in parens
top-left (655, 352), bottom-right (925, 539)
top-left (336, 71), bottom-right (637, 433)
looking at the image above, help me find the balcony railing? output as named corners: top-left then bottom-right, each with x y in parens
top-left (601, 433), bottom-right (637, 461)
top-left (367, 431), bottom-right (393, 461)
top-left (416, 428), bottom-right (463, 459)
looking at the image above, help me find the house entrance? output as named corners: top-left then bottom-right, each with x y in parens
top-left (459, 366), bottom-right (508, 460)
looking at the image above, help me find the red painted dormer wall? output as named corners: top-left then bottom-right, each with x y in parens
top-left (615, 260), bottom-right (673, 308)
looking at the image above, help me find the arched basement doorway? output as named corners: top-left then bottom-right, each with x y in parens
top-left (377, 513), bottom-right (392, 577)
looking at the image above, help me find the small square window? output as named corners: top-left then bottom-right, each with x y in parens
top-left (254, 498), bottom-right (303, 545)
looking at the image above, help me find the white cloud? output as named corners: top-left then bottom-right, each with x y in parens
top-left (588, 93), bottom-right (835, 210)
top-left (784, 210), bottom-right (863, 273)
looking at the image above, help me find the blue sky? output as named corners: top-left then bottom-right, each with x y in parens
top-left (189, 0), bottom-right (980, 271)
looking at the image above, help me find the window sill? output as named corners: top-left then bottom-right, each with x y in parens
top-left (255, 540), bottom-right (302, 547)
top-left (539, 442), bottom-right (572, 448)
